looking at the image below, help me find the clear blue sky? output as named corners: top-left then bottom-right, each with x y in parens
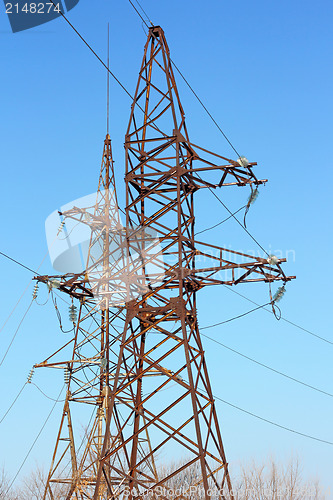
top-left (0, 0), bottom-right (332, 493)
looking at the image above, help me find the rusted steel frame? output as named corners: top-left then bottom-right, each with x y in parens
top-left (102, 390), bottom-right (198, 462)
top-left (129, 170), bottom-right (179, 194)
top-left (196, 349), bottom-right (234, 499)
top-left (194, 240), bottom-right (277, 260)
top-left (145, 87), bottom-right (173, 121)
top-left (189, 141), bottom-right (244, 163)
top-left (123, 310), bottom-right (176, 341)
top-left (186, 162), bottom-right (255, 173)
top-left (93, 311), bottom-right (135, 499)
top-left (192, 262), bottom-right (280, 276)
top-left (187, 167), bottom-right (262, 188)
top-left (128, 332), bottom-right (146, 494)
top-left (194, 274), bottom-right (294, 286)
top-left (145, 457), bottom-right (201, 500)
top-left (137, 40), bottom-right (162, 84)
top-left (112, 405), bottom-right (133, 471)
top-left (101, 467), bottom-right (113, 497)
top-left (127, 404), bottom-right (212, 486)
top-left (126, 33), bottom-right (153, 138)
top-left (133, 102), bottom-right (174, 140)
top-left (50, 443), bottom-right (70, 478)
top-left (173, 130), bottom-right (209, 496)
top-left (113, 340), bottom-right (188, 396)
top-left (98, 462), bottom-right (150, 496)
top-left (126, 140), bottom-right (177, 177)
top-left (126, 184), bottom-right (179, 211)
top-left (130, 153), bottom-right (182, 174)
top-left (201, 461), bottom-right (226, 495)
top-left (191, 157), bottom-right (258, 180)
top-left (42, 401), bottom-right (73, 500)
top-left (35, 338), bottom-right (76, 368)
top-left (75, 413), bottom-right (99, 483)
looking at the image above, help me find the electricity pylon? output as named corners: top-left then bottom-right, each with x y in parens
top-left (35, 25), bottom-right (294, 500)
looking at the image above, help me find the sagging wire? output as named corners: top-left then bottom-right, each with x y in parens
top-left (195, 205), bottom-right (246, 236)
top-left (51, 291), bottom-right (75, 334)
top-left (32, 281), bottom-right (51, 306)
top-left (31, 382), bottom-right (66, 402)
top-left (58, 220), bottom-right (82, 241)
top-left (28, 366), bottom-right (66, 401)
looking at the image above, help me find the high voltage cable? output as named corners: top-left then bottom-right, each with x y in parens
top-left (4, 385), bottom-right (65, 496)
top-left (0, 251), bottom-right (39, 275)
top-left (128, 0), bottom-right (150, 28)
top-left (184, 382), bottom-right (333, 446)
top-left (201, 302), bottom-right (270, 329)
top-left (201, 332), bottom-right (333, 398)
top-left (0, 381), bottom-right (65, 426)
top-left (0, 382), bottom-right (27, 424)
top-left (0, 280), bottom-right (33, 336)
top-left (0, 300), bottom-right (34, 367)
top-left (31, 382), bottom-right (66, 402)
top-left (212, 394), bottom-right (333, 446)
top-left (195, 205), bottom-right (246, 236)
top-left (223, 285), bottom-right (333, 346)
top-left (49, 1), bottom-right (135, 102)
top-left (132, 0), bottom-right (153, 26)
top-left (205, 184), bottom-right (269, 257)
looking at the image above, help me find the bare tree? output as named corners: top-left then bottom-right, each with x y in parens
top-left (0, 456), bottom-right (326, 499)
top-left (0, 467), bottom-right (9, 499)
top-left (233, 456), bottom-right (324, 500)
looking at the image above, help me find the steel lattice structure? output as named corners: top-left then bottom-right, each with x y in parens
top-left (35, 26), bottom-right (294, 500)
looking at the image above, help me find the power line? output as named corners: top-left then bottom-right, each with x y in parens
top-left (31, 382), bottom-right (66, 402)
top-left (195, 205), bottom-right (246, 236)
top-left (0, 382), bottom-right (27, 425)
top-left (213, 394), bottom-right (333, 446)
top-left (223, 285), bottom-right (333, 346)
top-left (201, 332), bottom-right (333, 398)
top-left (205, 185), bottom-right (269, 257)
top-left (4, 385), bottom-right (65, 496)
top-left (0, 251), bottom-right (39, 275)
top-left (171, 59), bottom-right (240, 157)
top-left (0, 280), bottom-right (33, 336)
top-left (49, 1), bottom-right (135, 102)
top-left (201, 303), bottom-right (270, 329)
top-left (0, 300), bottom-right (34, 367)
top-left (128, 0), bottom-right (149, 28)
top-left (132, 0), bottom-right (153, 26)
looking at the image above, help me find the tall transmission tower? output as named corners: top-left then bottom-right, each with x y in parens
top-left (35, 25), bottom-right (294, 500)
